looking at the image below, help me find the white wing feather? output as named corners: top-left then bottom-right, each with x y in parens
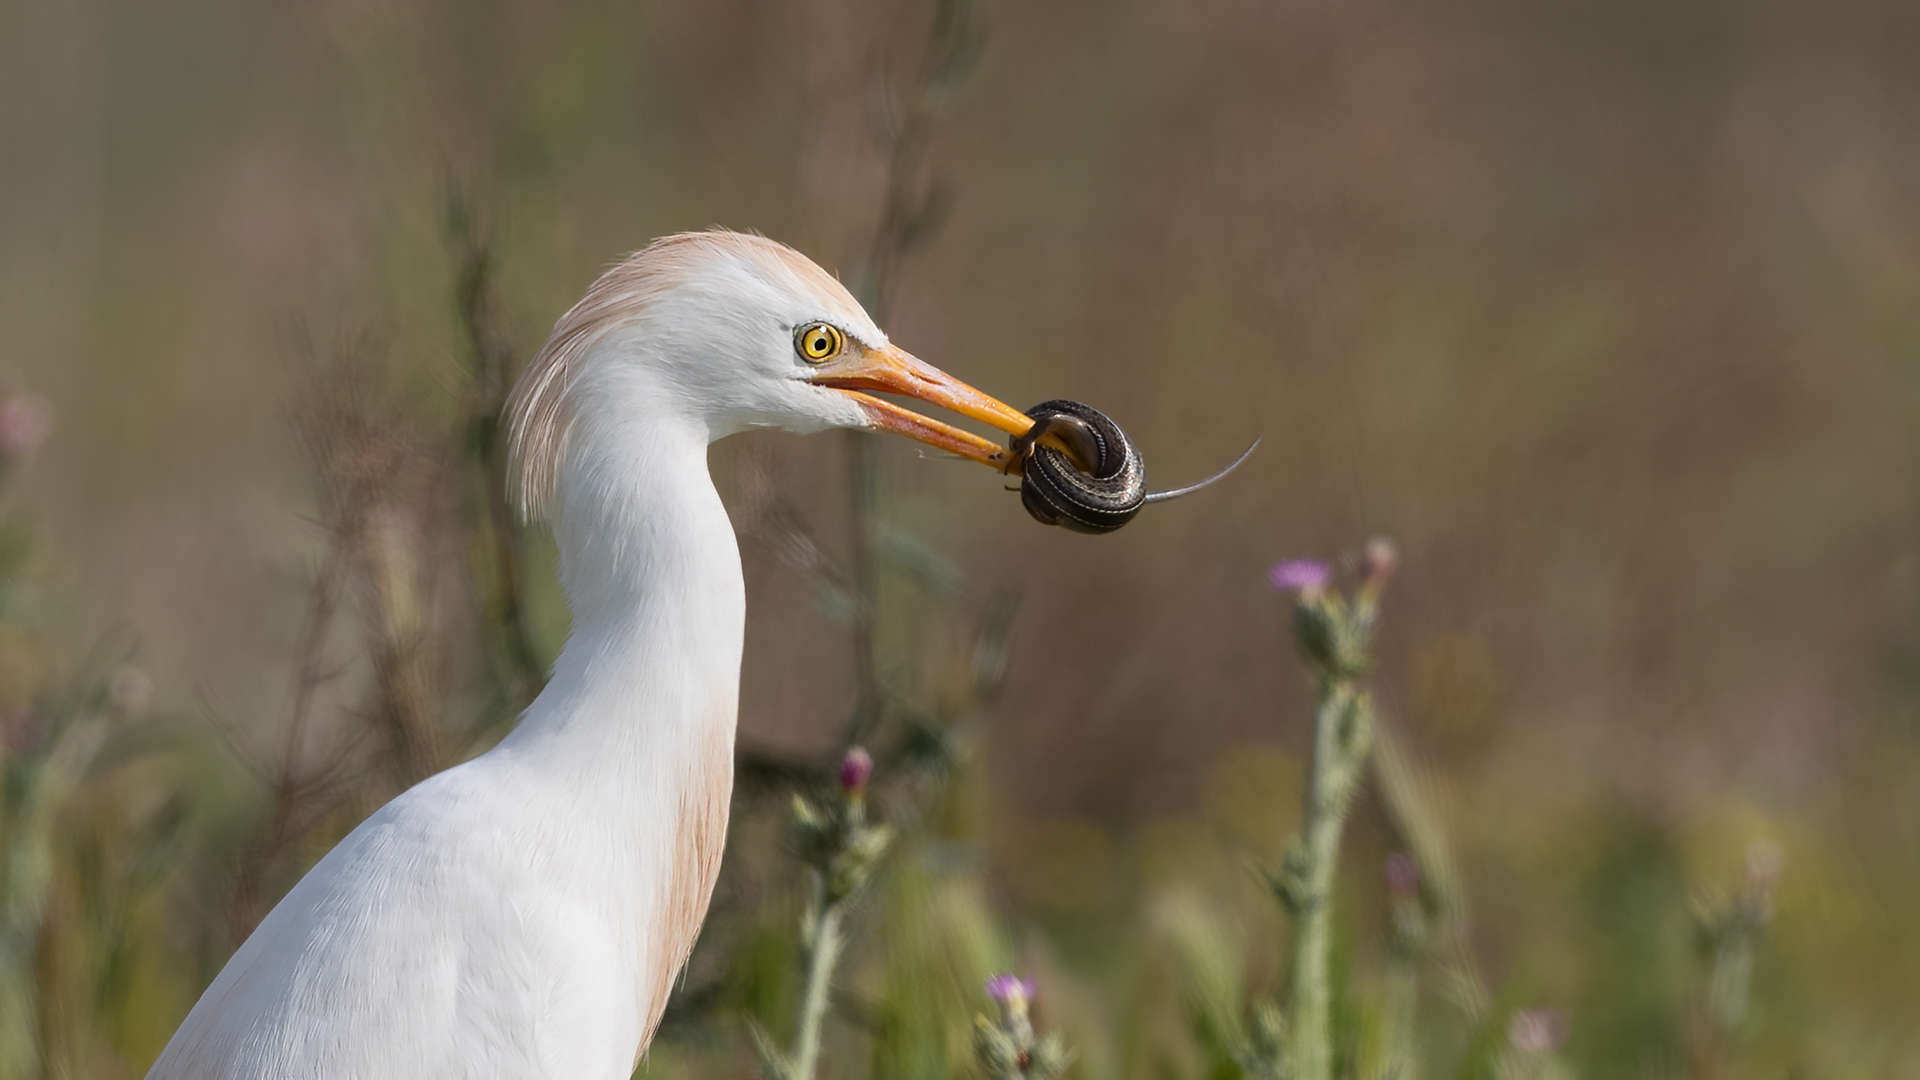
top-left (148, 758), bottom-right (644, 1080)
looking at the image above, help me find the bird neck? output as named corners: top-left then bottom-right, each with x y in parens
top-left (489, 412), bottom-right (743, 1044)
top-left (505, 413), bottom-right (745, 773)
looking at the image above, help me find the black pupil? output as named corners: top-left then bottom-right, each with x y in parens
top-left (811, 332), bottom-right (827, 353)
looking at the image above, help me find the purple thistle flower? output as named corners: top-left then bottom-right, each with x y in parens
top-left (838, 745), bottom-right (873, 796)
top-left (984, 974), bottom-right (1035, 1004)
top-left (1269, 559), bottom-right (1331, 596)
top-left (1385, 853), bottom-right (1420, 897)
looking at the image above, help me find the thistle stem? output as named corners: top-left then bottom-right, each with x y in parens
top-left (790, 878), bottom-right (847, 1080)
top-left (1382, 885), bottom-right (1425, 1080)
top-left (1267, 552), bottom-right (1392, 1080)
top-left (1286, 680), bottom-right (1374, 1080)
top-left (759, 772), bottom-right (887, 1080)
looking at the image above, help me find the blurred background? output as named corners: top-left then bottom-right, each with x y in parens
top-left (2, 0), bottom-right (1918, 1076)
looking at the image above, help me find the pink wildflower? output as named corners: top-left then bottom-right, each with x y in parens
top-left (1268, 559), bottom-right (1331, 596)
top-left (984, 974), bottom-right (1035, 1004)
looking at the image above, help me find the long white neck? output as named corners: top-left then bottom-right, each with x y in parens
top-left (500, 408), bottom-right (743, 763)
top-left (492, 405), bottom-right (742, 1047)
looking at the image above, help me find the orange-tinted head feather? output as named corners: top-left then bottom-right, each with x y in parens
top-left (505, 230), bottom-right (867, 521)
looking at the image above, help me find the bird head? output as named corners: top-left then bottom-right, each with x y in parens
top-left (507, 230), bottom-right (1035, 520)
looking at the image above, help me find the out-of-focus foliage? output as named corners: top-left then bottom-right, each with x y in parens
top-left (2, 0), bottom-right (1918, 1076)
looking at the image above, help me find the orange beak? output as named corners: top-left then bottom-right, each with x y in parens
top-left (810, 344), bottom-right (1036, 471)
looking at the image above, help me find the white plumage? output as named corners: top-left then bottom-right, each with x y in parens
top-left (147, 231), bottom-right (1034, 1079)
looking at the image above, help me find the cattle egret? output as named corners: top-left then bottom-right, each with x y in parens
top-left (147, 231), bottom-right (1037, 1080)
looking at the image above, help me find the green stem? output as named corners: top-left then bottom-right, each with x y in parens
top-left (1287, 680), bottom-right (1374, 1080)
top-left (1707, 933), bottom-right (1753, 1038)
top-left (790, 876), bottom-right (848, 1080)
top-left (1383, 911), bottom-right (1420, 1080)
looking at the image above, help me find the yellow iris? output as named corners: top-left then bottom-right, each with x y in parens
top-left (796, 323), bottom-right (844, 362)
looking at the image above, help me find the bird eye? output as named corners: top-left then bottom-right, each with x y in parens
top-left (796, 323), bottom-right (844, 363)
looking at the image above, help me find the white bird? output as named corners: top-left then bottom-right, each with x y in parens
top-left (147, 231), bottom-right (1036, 1080)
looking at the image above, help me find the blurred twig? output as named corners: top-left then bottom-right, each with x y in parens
top-left (221, 565), bottom-right (347, 936)
top-left (841, 0), bottom-right (984, 750)
top-left (298, 345), bottom-right (452, 784)
top-left (443, 188), bottom-right (547, 710)
top-left (225, 339), bottom-right (459, 939)
top-left (226, 351), bottom-right (380, 939)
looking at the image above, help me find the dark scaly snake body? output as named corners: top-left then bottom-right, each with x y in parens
top-left (1011, 399), bottom-right (1260, 533)
top-left (1013, 400), bottom-right (1147, 533)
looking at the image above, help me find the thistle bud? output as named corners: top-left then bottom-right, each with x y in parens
top-left (838, 745), bottom-right (873, 797)
top-left (985, 973), bottom-right (1035, 1011)
top-left (984, 973), bottom-right (1036, 1042)
top-left (1360, 537), bottom-right (1397, 589)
